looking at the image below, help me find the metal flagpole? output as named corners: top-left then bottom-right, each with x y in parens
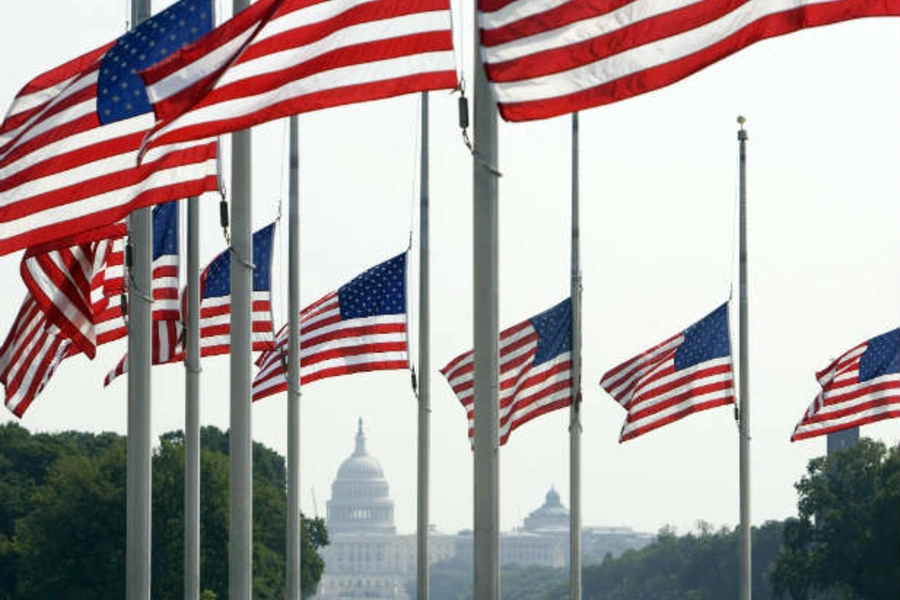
top-left (416, 91), bottom-right (431, 600)
top-left (569, 112), bottom-right (582, 600)
top-left (184, 196), bottom-right (201, 600)
top-left (286, 115), bottom-right (302, 600)
top-left (230, 0), bottom-right (254, 594)
top-left (737, 116), bottom-right (752, 600)
top-left (126, 1), bottom-right (153, 598)
top-left (473, 17), bottom-right (501, 600)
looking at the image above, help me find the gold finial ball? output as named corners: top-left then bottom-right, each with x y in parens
top-left (737, 115), bottom-right (746, 125)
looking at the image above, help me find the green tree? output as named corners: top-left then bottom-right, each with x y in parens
top-left (772, 439), bottom-right (900, 600)
top-left (14, 441), bottom-right (127, 600)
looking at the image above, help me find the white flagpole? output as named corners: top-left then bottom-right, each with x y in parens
top-left (230, 0), bottom-right (254, 594)
top-left (416, 91), bottom-right (431, 600)
top-left (285, 114), bottom-right (302, 600)
top-left (569, 112), bottom-right (582, 600)
top-left (184, 195), bottom-right (201, 600)
top-left (473, 16), bottom-right (501, 600)
top-left (737, 116), bottom-right (752, 600)
top-left (126, 1), bottom-right (153, 598)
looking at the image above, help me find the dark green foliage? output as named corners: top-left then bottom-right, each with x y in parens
top-left (0, 424), bottom-right (327, 600)
top-left (581, 521), bottom-right (784, 600)
top-left (772, 439), bottom-right (900, 600)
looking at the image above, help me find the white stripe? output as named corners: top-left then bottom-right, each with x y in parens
top-left (631, 356), bottom-right (732, 403)
top-left (622, 388), bottom-right (735, 438)
top-left (488, 0), bottom-right (839, 103)
top-left (601, 335), bottom-right (682, 395)
top-left (301, 349), bottom-right (408, 378)
top-left (793, 396), bottom-right (900, 437)
top-left (479, 0), bottom-right (582, 30)
top-left (149, 50), bottom-right (454, 141)
top-left (147, 27), bottom-right (261, 102)
top-left (1, 158), bottom-right (216, 240)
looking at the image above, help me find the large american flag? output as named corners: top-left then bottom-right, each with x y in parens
top-left (103, 202), bottom-right (185, 386)
top-left (791, 328), bottom-right (900, 441)
top-left (441, 298), bottom-right (572, 447)
top-left (197, 223), bottom-right (276, 356)
top-left (0, 0), bottom-right (218, 255)
top-left (252, 252), bottom-right (408, 401)
top-left (479, 0), bottom-right (900, 122)
top-left (600, 303), bottom-right (735, 442)
top-left (138, 0), bottom-right (457, 151)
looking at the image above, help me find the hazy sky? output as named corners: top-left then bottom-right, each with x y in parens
top-left (1, 0), bottom-right (899, 539)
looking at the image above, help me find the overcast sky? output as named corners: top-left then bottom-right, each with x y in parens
top-left (1, 0), bottom-right (899, 538)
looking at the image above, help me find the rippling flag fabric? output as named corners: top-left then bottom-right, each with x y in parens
top-left (197, 223), bottom-right (276, 356)
top-left (0, 0), bottom-right (218, 255)
top-left (138, 0), bottom-right (458, 152)
top-left (479, 0), bottom-right (900, 122)
top-left (0, 298), bottom-right (70, 417)
top-left (791, 328), bottom-right (900, 441)
top-left (600, 303), bottom-right (735, 442)
top-left (441, 298), bottom-right (572, 447)
top-left (252, 252), bottom-right (408, 401)
top-left (103, 202), bottom-right (184, 386)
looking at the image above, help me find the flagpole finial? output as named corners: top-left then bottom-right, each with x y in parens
top-left (737, 115), bottom-right (745, 127)
top-left (737, 115), bottom-right (747, 140)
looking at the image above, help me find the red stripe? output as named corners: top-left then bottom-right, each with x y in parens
top-left (481, 0), bottom-right (659, 48)
top-left (494, 0), bottom-right (900, 121)
top-left (303, 321), bottom-right (406, 350)
top-left (791, 409), bottom-right (900, 441)
top-left (822, 379), bottom-right (900, 405)
top-left (241, 0), bottom-right (452, 62)
top-left (802, 394), bottom-right (900, 424)
top-left (147, 71), bottom-right (457, 148)
top-left (621, 397), bottom-right (734, 442)
top-left (628, 380), bottom-right (735, 421)
top-left (631, 363), bottom-right (733, 406)
top-left (304, 341), bottom-right (408, 368)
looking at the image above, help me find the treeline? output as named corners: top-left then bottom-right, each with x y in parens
top-left (422, 439), bottom-right (899, 600)
top-left (0, 423), bottom-right (328, 600)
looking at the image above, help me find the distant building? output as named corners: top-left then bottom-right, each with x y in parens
top-left (827, 427), bottom-right (859, 455)
top-left (314, 420), bottom-right (454, 600)
top-left (315, 422), bottom-right (651, 598)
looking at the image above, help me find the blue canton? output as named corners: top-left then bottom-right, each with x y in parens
top-left (252, 224), bottom-right (275, 292)
top-left (203, 223), bottom-right (276, 298)
top-left (97, 0), bottom-right (212, 124)
top-left (339, 253), bottom-right (407, 319)
top-left (674, 303), bottom-right (731, 371)
top-left (203, 247), bottom-right (231, 298)
top-left (531, 298), bottom-right (572, 366)
top-left (152, 202), bottom-right (179, 259)
top-left (859, 328), bottom-right (900, 382)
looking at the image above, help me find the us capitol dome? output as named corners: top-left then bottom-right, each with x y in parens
top-left (326, 418), bottom-right (396, 535)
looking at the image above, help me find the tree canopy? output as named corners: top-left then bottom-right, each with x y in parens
top-left (0, 423), bottom-right (328, 600)
top-left (772, 438), bottom-right (899, 600)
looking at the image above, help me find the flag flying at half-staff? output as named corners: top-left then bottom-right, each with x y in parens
top-left (791, 327), bottom-right (900, 441)
top-left (138, 0), bottom-right (458, 151)
top-left (196, 223), bottom-right (276, 356)
top-left (252, 252), bottom-right (408, 401)
top-left (0, 0), bottom-right (219, 256)
top-left (441, 298), bottom-right (572, 446)
top-left (104, 202), bottom-right (185, 386)
top-left (478, 0), bottom-right (900, 121)
top-left (600, 303), bottom-right (735, 442)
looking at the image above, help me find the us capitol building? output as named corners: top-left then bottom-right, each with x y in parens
top-left (313, 420), bottom-right (651, 599)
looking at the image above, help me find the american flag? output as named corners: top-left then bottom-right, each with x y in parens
top-left (138, 0), bottom-right (457, 151)
top-left (0, 0), bottom-right (218, 256)
top-left (20, 238), bottom-right (118, 358)
top-left (600, 303), bottom-right (735, 442)
top-left (252, 252), bottom-right (408, 401)
top-left (0, 298), bottom-right (70, 417)
top-left (478, 0), bottom-right (900, 122)
top-left (103, 202), bottom-right (184, 386)
top-left (441, 298), bottom-right (572, 446)
top-left (791, 328), bottom-right (900, 441)
top-left (197, 223), bottom-right (276, 357)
